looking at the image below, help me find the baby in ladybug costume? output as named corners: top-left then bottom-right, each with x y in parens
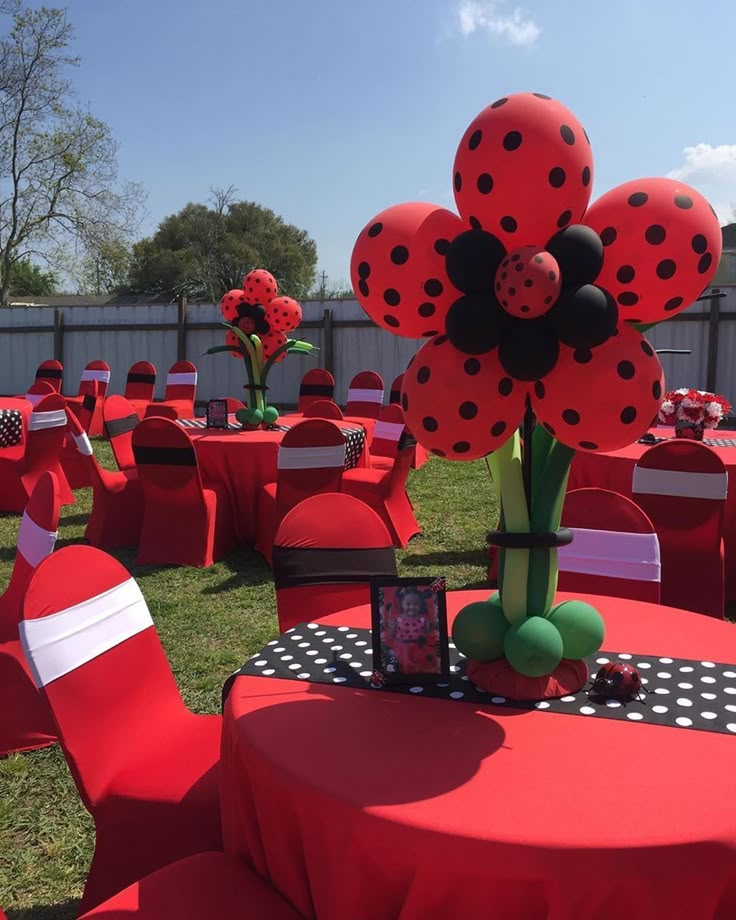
top-left (382, 587), bottom-right (440, 675)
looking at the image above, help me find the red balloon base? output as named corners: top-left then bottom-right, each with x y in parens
top-left (466, 657), bottom-right (589, 701)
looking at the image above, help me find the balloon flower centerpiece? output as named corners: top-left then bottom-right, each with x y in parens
top-left (351, 92), bottom-right (722, 699)
top-left (208, 269), bottom-right (317, 428)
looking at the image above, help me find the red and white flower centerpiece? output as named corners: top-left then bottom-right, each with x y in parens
top-left (658, 388), bottom-right (732, 439)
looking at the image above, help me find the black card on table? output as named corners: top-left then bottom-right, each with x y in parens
top-left (206, 399), bottom-right (228, 429)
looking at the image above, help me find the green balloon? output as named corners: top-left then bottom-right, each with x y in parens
top-left (504, 617), bottom-right (563, 678)
top-left (452, 600), bottom-right (509, 662)
top-left (234, 408), bottom-right (250, 425)
top-left (547, 600), bottom-right (605, 659)
top-left (249, 407), bottom-right (264, 423)
top-left (263, 405), bottom-right (279, 424)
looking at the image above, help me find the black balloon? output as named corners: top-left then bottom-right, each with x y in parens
top-left (546, 225), bottom-right (603, 286)
top-left (445, 294), bottom-right (507, 355)
top-left (445, 230), bottom-right (506, 295)
top-left (498, 317), bottom-right (559, 381)
top-left (549, 284), bottom-right (618, 349)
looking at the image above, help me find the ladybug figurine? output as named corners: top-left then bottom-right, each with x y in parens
top-left (589, 662), bottom-right (648, 702)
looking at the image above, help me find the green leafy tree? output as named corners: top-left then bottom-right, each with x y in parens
top-left (310, 271), bottom-right (354, 299)
top-left (0, 4), bottom-right (144, 304)
top-left (127, 187), bottom-right (317, 301)
top-left (6, 256), bottom-right (55, 296)
top-left (74, 235), bottom-right (132, 294)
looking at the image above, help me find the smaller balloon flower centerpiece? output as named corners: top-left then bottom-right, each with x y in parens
top-left (206, 269), bottom-right (317, 427)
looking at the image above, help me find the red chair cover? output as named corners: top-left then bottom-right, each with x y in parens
top-left (23, 379), bottom-right (55, 407)
top-left (255, 420), bottom-right (347, 566)
top-left (558, 488), bottom-right (661, 603)
top-left (77, 851), bottom-right (304, 920)
top-left (60, 385), bottom-right (99, 490)
top-left (633, 440), bottom-right (727, 617)
top-left (65, 359), bottom-right (111, 435)
top-left (274, 493), bottom-right (397, 632)
top-left (221, 397), bottom-right (246, 413)
top-left (303, 399), bottom-right (344, 420)
top-left (297, 368), bottom-right (335, 413)
top-left (389, 373), bottom-right (403, 406)
top-left (145, 361), bottom-right (197, 420)
top-left (369, 404), bottom-right (405, 471)
top-left (0, 472), bottom-right (59, 755)
top-left (0, 394), bottom-right (74, 512)
top-left (124, 360), bottom-right (157, 419)
top-left (388, 373), bottom-right (427, 470)
top-left (103, 395), bottom-right (140, 472)
top-left (133, 416), bottom-right (236, 567)
top-left (34, 358), bottom-right (63, 393)
top-left (20, 546), bottom-right (223, 910)
top-left (345, 370), bottom-right (384, 419)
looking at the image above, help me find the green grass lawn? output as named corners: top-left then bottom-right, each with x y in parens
top-left (0, 442), bottom-right (498, 918)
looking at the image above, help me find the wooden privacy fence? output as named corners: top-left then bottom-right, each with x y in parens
top-left (0, 288), bottom-right (734, 407)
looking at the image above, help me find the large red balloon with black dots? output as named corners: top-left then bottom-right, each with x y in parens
top-left (351, 203), bottom-right (465, 338)
top-left (453, 93), bottom-right (594, 250)
top-left (401, 334), bottom-right (527, 460)
top-left (533, 323), bottom-right (664, 452)
top-left (582, 177), bottom-right (722, 324)
top-left (243, 269), bottom-right (278, 305)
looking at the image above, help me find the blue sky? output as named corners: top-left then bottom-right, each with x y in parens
top-left (37, 0), bottom-right (736, 288)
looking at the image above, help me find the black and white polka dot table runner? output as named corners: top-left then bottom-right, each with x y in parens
top-left (0, 409), bottom-right (23, 448)
top-left (224, 624), bottom-right (736, 737)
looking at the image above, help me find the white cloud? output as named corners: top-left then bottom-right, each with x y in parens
top-left (456, 1), bottom-right (540, 46)
top-left (667, 144), bottom-right (736, 225)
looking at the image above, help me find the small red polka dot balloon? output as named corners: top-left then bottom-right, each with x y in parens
top-left (582, 177), bottom-right (722, 324)
top-left (495, 246), bottom-right (561, 319)
top-left (220, 288), bottom-right (247, 323)
top-left (266, 295), bottom-right (302, 333)
top-left (243, 269), bottom-right (278, 306)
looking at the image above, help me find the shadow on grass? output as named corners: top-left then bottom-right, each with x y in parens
top-left (200, 550), bottom-right (273, 593)
top-left (402, 549), bottom-right (486, 567)
top-left (58, 512), bottom-right (91, 527)
top-left (8, 900), bottom-right (79, 920)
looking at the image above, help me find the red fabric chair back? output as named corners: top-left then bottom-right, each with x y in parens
top-left (389, 373), bottom-right (404, 405)
top-left (303, 399), bottom-right (344, 420)
top-left (77, 383), bottom-right (99, 432)
top-left (132, 416), bottom-right (205, 507)
top-left (103, 395), bottom-right (140, 471)
top-left (76, 360), bottom-right (111, 398)
top-left (558, 488), bottom-right (660, 603)
top-left (25, 394), bottom-right (67, 473)
top-left (221, 398), bottom-right (245, 414)
top-left (274, 493), bottom-right (397, 631)
top-left (34, 359), bottom-right (63, 393)
top-left (297, 368), bottom-right (335, 413)
top-left (345, 370), bottom-right (384, 419)
top-left (25, 380), bottom-right (55, 407)
top-left (65, 410), bottom-right (99, 479)
top-left (370, 404), bottom-right (405, 461)
top-left (20, 546), bottom-right (191, 808)
top-left (164, 360), bottom-right (197, 402)
top-left (275, 420), bottom-right (345, 517)
top-left (124, 361), bottom-right (156, 402)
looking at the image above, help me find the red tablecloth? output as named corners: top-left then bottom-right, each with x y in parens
top-left (569, 428), bottom-right (736, 601)
top-left (221, 590), bottom-right (736, 920)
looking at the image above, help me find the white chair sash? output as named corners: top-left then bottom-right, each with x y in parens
top-left (373, 421), bottom-right (404, 442)
top-left (72, 431), bottom-right (93, 456)
top-left (29, 409), bottom-right (66, 431)
top-left (17, 511), bottom-right (57, 568)
top-left (558, 528), bottom-right (661, 582)
top-left (166, 372), bottom-right (197, 386)
top-left (633, 467), bottom-right (728, 501)
top-left (81, 369), bottom-right (111, 383)
top-left (278, 444), bottom-right (346, 470)
top-left (20, 577), bottom-right (153, 688)
top-left (347, 388), bottom-right (384, 404)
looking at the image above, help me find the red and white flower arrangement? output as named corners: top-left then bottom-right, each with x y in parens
top-left (658, 388), bottom-right (732, 429)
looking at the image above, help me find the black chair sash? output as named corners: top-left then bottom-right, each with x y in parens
top-left (273, 545), bottom-right (397, 589)
top-left (133, 445), bottom-right (197, 466)
top-left (106, 413), bottom-right (139, 438)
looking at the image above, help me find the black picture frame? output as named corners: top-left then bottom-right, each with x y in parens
top-left (206, 399), bottom-right (228, 429)
top-left (369, 576), bottom-right (450, 685)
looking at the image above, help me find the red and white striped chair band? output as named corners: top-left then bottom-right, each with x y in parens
top-left (17, 510), bottom-right (58, 568)
top-left (278, 444), bottom-right (346, 470)
top-left (373, 421), bottom-right (404, 442)
top-left (29, 409), bottom-right (67, 431)
top-left (72, 431), bottom-right (93, 456)
top-left (347, 387), bottom-right (383, 404)
top-left (632, 467), bottom-right (728, 501)
top-left (81, 369), bottom-right (111, 383)
top-left (166, 372), bottom-right (197, 386)
top-left (20, 578), bottom-right (153, 688)
top-left (558, 528), bottom-right (661, 582)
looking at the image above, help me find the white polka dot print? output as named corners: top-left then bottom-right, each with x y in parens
top-left (627, 712), bottom-right (643, 721)
top-left (676, 717), bottom-right (693, 727)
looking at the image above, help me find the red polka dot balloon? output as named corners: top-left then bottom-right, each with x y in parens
top-left (243, 269), bottom-right (278, 305)
top-left (260, 328), bottom-right (288, 361)
top-left (582, 177), bottom-right (722, 324)
top-left (402, 334), bottom-right (527, 460)
top-left (220, 288), bottom-right (247, 323)
top-left (495, 246), bottom-right (561, 319)
top-left (351, 202), bottom-right (464, 338)
top-left (533, 323), bottom-right (664, 452)
top-left (453, 93), bottom-right (593, 250)
top-left (266, 295), bottom-right (302, 333)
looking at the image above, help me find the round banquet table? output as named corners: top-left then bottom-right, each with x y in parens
top-left (221, 591), bottom-right (736, 920)
top-left (569, 427), bottom-right (736, 601)
top-left (0, 397), bottom-right (31, 456)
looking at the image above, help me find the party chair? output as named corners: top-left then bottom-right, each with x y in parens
top-left (303, 399), bottom-right (344, 421)
top-left (274, 493), bottom-right (397, 631)
top-left (33, 358), bottom-right (63, 392)
top-left (19, 546), bottom-right (223, 910)
top-left (65, 359), bottom-right (111, 435)
top-left (76, 851), bottom-right (304, 920)
top-left (133, 416), bottom-right (235, 567)
top-left (0, 472), bottom-right (59, 755)
top-left (145, 361), bottom-right (197, 420)
top-left (389, 372), bottom-right (428, 469)
top-left (124, 360), bottom-right (157, 419)
top-left (369, 404), bottom-right (407, 471)
top-left (255, 419), bottom-right (347, 566)
top-left (59, 385), bottom-right (99, 490)
top-left (633, 440), bottom-right (727, 617)
top-left (66, 411), bottom-right (144, 548)
top-left (103, 395), bottom-right (140, 472)
top-left (23, 379), bottom-right (56, 407)
top-left (297, 368), bottom-right (335, 413)
top-left (558, 488), bottom-right (661, 603)
top-left (345, 370), bottom-right (384, 419)
top-left (389, 373), bottom-right (403, 406)
top-left (221, 397), bottom-right (245, 414)
top-left (0, 394), bottom-right (74, 512)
